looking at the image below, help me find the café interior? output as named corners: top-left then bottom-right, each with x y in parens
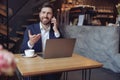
top-left (0, 0), bottom-right (120, 80)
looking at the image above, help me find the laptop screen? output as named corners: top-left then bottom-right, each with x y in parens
top-left (39, 38), bottom-right (76, 59)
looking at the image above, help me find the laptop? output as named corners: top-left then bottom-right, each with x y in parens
top-left (38, 38), bottom-right (76, 59)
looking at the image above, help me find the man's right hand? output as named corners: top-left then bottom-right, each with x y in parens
top-left (28, 30), bottom-right (41, 46)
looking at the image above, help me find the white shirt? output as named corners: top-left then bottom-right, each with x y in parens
top-left (28, 22), bottom-right (60, 51)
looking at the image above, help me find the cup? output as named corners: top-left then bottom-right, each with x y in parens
top-left (24, 49), bottom-right (35, 57)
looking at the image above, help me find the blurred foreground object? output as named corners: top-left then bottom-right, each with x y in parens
top-left (0, 45), bottom-right (16, 76)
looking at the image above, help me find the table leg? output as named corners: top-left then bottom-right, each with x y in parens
top-left (63, 72), bottom-right (68, 80)
top-left (15, 68), bottom-right (32, 80)
top-left (88, 69), bottom-right (91, 80)
top-left (15, 68), bottom-right (24, 80)
top-left (82, 69), bottom-right (86, 80)
top-left (82, 69), bottom-right (91, 80)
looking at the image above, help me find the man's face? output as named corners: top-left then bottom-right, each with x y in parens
top-left (39, 7), bottom-right (53, 25)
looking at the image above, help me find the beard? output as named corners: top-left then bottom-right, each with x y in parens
top-left (40, 17), bottom-right (51, 25)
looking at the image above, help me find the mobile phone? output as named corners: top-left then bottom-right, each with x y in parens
top-left (51, 23), bottom-right (54, 27)
top-left (51, 17), bottom-right (54, 27)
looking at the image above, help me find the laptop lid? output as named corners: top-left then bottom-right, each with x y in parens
top-left (41, 38), bottom-right (76, 59)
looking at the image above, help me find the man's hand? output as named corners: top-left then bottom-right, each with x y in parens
top-left (51, 17), bottom-right (59, 33)
top-left (28, 30), bottom-right (41, 46)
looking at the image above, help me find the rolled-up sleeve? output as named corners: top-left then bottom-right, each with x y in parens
top-left (27, 41), bottom-right (34, 49)
top-left (54, 32), bottom-right (60, 38)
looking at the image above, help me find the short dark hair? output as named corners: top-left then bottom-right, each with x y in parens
top-left (39, 2), bottom-right (54, 14)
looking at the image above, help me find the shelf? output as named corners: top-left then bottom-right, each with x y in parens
top-left (95, 15), bottom-right (114, 19)
top-left (97, 9), bottom-right (113, 13)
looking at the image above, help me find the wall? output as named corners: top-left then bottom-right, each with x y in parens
top-left (8, 0), bottom-right (28, 14)
top-left (61, 25), bottom-right (120, 73)
top-left (8, 0), bottom-right (48, 36)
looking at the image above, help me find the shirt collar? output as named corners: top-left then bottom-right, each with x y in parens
top-left (40, 22), bottom-right (51, 31)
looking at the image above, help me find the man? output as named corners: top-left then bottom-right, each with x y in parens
top-left (21, 2), bottom-right (62, 80)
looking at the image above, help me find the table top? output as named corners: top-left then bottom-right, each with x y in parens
top-left (15, 53), bottom-right (103, 76)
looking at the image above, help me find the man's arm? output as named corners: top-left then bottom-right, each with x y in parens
top-left (20, 24), bottom-right (41, 53)
top-left (51, 17), bottom-right (63, 38)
